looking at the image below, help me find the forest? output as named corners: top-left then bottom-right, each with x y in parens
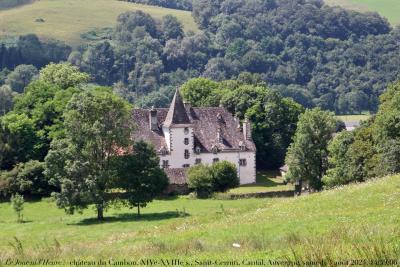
top-left (1, 0), bottom-right (400, 115)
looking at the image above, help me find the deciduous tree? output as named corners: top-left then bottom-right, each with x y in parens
top-left (285, 108), bottom-right (337, 192)
top-left (45, 88), bottom-right (134, 220)
top-left (114, 141), bottom-right (168, 216)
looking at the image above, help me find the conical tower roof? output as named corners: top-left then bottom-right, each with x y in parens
top-left (164, 88), bottom-right (191, 126)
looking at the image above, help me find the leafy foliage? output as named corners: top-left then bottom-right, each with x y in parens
top-left (0, 113), bottom-right (39, 170)
top-left (58, 0), bottom-right (400, 114)
top-left (122, 0), bottom-right (192, 11)
top-left (285, 108), bottom-right (337, 191)
top-left (5, 64), bottom-right (38, 93)
top-left (188, 161), bottom-right (239, 198)
top-left (114, 141), bottom-right (169, 216)
top-left (39, 63), bottom-right (90, 89)
top-left (0, 160), bottom-right (52, 196)
top-left (187, 164), bottom-right (213, 198)
top-left (0, 34), bottom-right (71, 70)
top-left (180, 77), bottom-right (304, 168)
top-left (0, 85), bottom-right (14, 116)
top-left (211, 161), bottom-right (239, 192)
top-left (45, 88), bottom-right (134, 220)
top-left (10, 193), bottom-right (24, 223)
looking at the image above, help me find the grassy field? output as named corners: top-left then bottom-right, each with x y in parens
top-left (336, 114), bottom-right (371, 122)
top-left (325, 0), bottom-right (400, 25)
top-left (0, 175), bottom-right (399, 265)
top-left (0, 0), bottom-right (198, 47)
top-left (229, 171), bottom-right (293, 194)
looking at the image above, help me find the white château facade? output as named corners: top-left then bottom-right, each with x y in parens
top-left (132, 89), bottom-right (256, 191)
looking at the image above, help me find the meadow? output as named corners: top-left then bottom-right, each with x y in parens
top-left (325, 0), bottom-right (400, 25)
top-left (336, 114), bottom-right (371, 122)
top-left (0, 0), bottom-right (198, 47)
top-left (228, 171), bottom-right (293, 194)
top-left (0, 175), bottom-right (399, 266)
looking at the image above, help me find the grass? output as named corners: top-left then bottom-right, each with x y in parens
top-left (336, 114), bottom-right (371, 122)
top-left (0, 175), bottom-right (399, 265)
top-left (0, 0), bottom-right (198, 47)
top-left (325, 0), bottom-right (400, 25)
top-left (229, 170), bottom-right (293, 194)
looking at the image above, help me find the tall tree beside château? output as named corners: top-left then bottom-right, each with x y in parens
top-left (285, 108), bottom-right (337, 192)
top-left (45, 87), bottom-right (134, 220)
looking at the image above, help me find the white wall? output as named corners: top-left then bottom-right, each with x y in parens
top-left (162, 126), bottom-right (171, 151)
top-left (168, 125), bottom-right (195, 168)
top-left (195, 151), bottom-right (256, 184)
top-left (159, 125), bottom-right (256, 185)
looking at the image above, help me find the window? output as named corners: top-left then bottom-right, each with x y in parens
top-left (184, 149), bottom-right (190, 159)
top-left (211, 145), bottom-right (219, 154)
top-left (183, 164), bottom-right (190, 168)
top-left (239, 141), bottom-right (246, 151)
top-left (195, 146), bottom-right (201, 154)
top-left (239, 159), bottom-right (247, 166)
top-left (195, 158), bottom-right (202, 165)
top-left (159, 146), bottom-right (168, 156)
top-left (213, 158), bottom-right (219, 163)
top-left (184, 127), bottom-right (189, 135)
top-left (184, 138), bottom-right (189, 145)
top-left (162, 160), bottom-right (169, 169)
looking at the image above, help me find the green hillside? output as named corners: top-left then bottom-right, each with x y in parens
top-left (0, 175), bottom-right (399, 264)
top-left (325, 0), bottom-right (400, 25)
top-left (0, 0), bottom-right (198, 47)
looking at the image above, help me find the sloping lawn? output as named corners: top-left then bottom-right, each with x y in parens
top-left (0, 0), bottom-right (197, 47)
top-left (0, 175), bottom-right (399, 264)
top-left (229, 170), bottom-right (293, 194)
top-left (325, 0), bottom-right (400, 25)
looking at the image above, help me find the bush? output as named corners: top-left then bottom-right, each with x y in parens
top-left (188, 161), bottom-right (239, 198)
top-left (211, 161), bottom-right (239, 192)
top-left (10, 193), bottom-right (24, 223)
top-left (0, 160), bottom-right (53, 196)
top-left (187, 164), bottom-right (213, 198)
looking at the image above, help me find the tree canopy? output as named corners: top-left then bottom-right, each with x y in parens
top-left (285, 108), bottom-right (337, 191)
top-left (114, 141), bottom-right (169, 216)
top-left (45, 88), bottom-right (134, 220)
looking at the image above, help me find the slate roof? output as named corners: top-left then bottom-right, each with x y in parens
top-left (131, 90), bottom-right (256, 153)
top-left (164, 88), bottom-right (191, 126)
top-left (164, 168), bottom-right (187, 185)
top-left (131, 108), bottom-right (169, 150)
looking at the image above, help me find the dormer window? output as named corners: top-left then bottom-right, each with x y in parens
top-left (159, 146), bottom-right (168, 156)
top-left (195, 146), bottom-right (201, 154)
top-left (217, 113), bottom-right (224, 123)
top-left (211, 144), bottom-right (219, 154)
top-left (217, 128), bottom-right (223, 144)
top-left (239, 141), bottom-right (246, 151)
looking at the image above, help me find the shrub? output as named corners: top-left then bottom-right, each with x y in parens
top-left (187, 164), bottom-right (213, 198)
top-left (211, 161), bottom-right (239, 192)
top-left (10, 193), bottom-right (24, 223)
top-left (0, 160), bottom-right (53, 196)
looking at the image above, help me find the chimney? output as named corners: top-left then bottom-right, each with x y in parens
top-left (149, 106), bottom-right (158, 131)
top-left (243, 117), bottom-right (251, 140)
